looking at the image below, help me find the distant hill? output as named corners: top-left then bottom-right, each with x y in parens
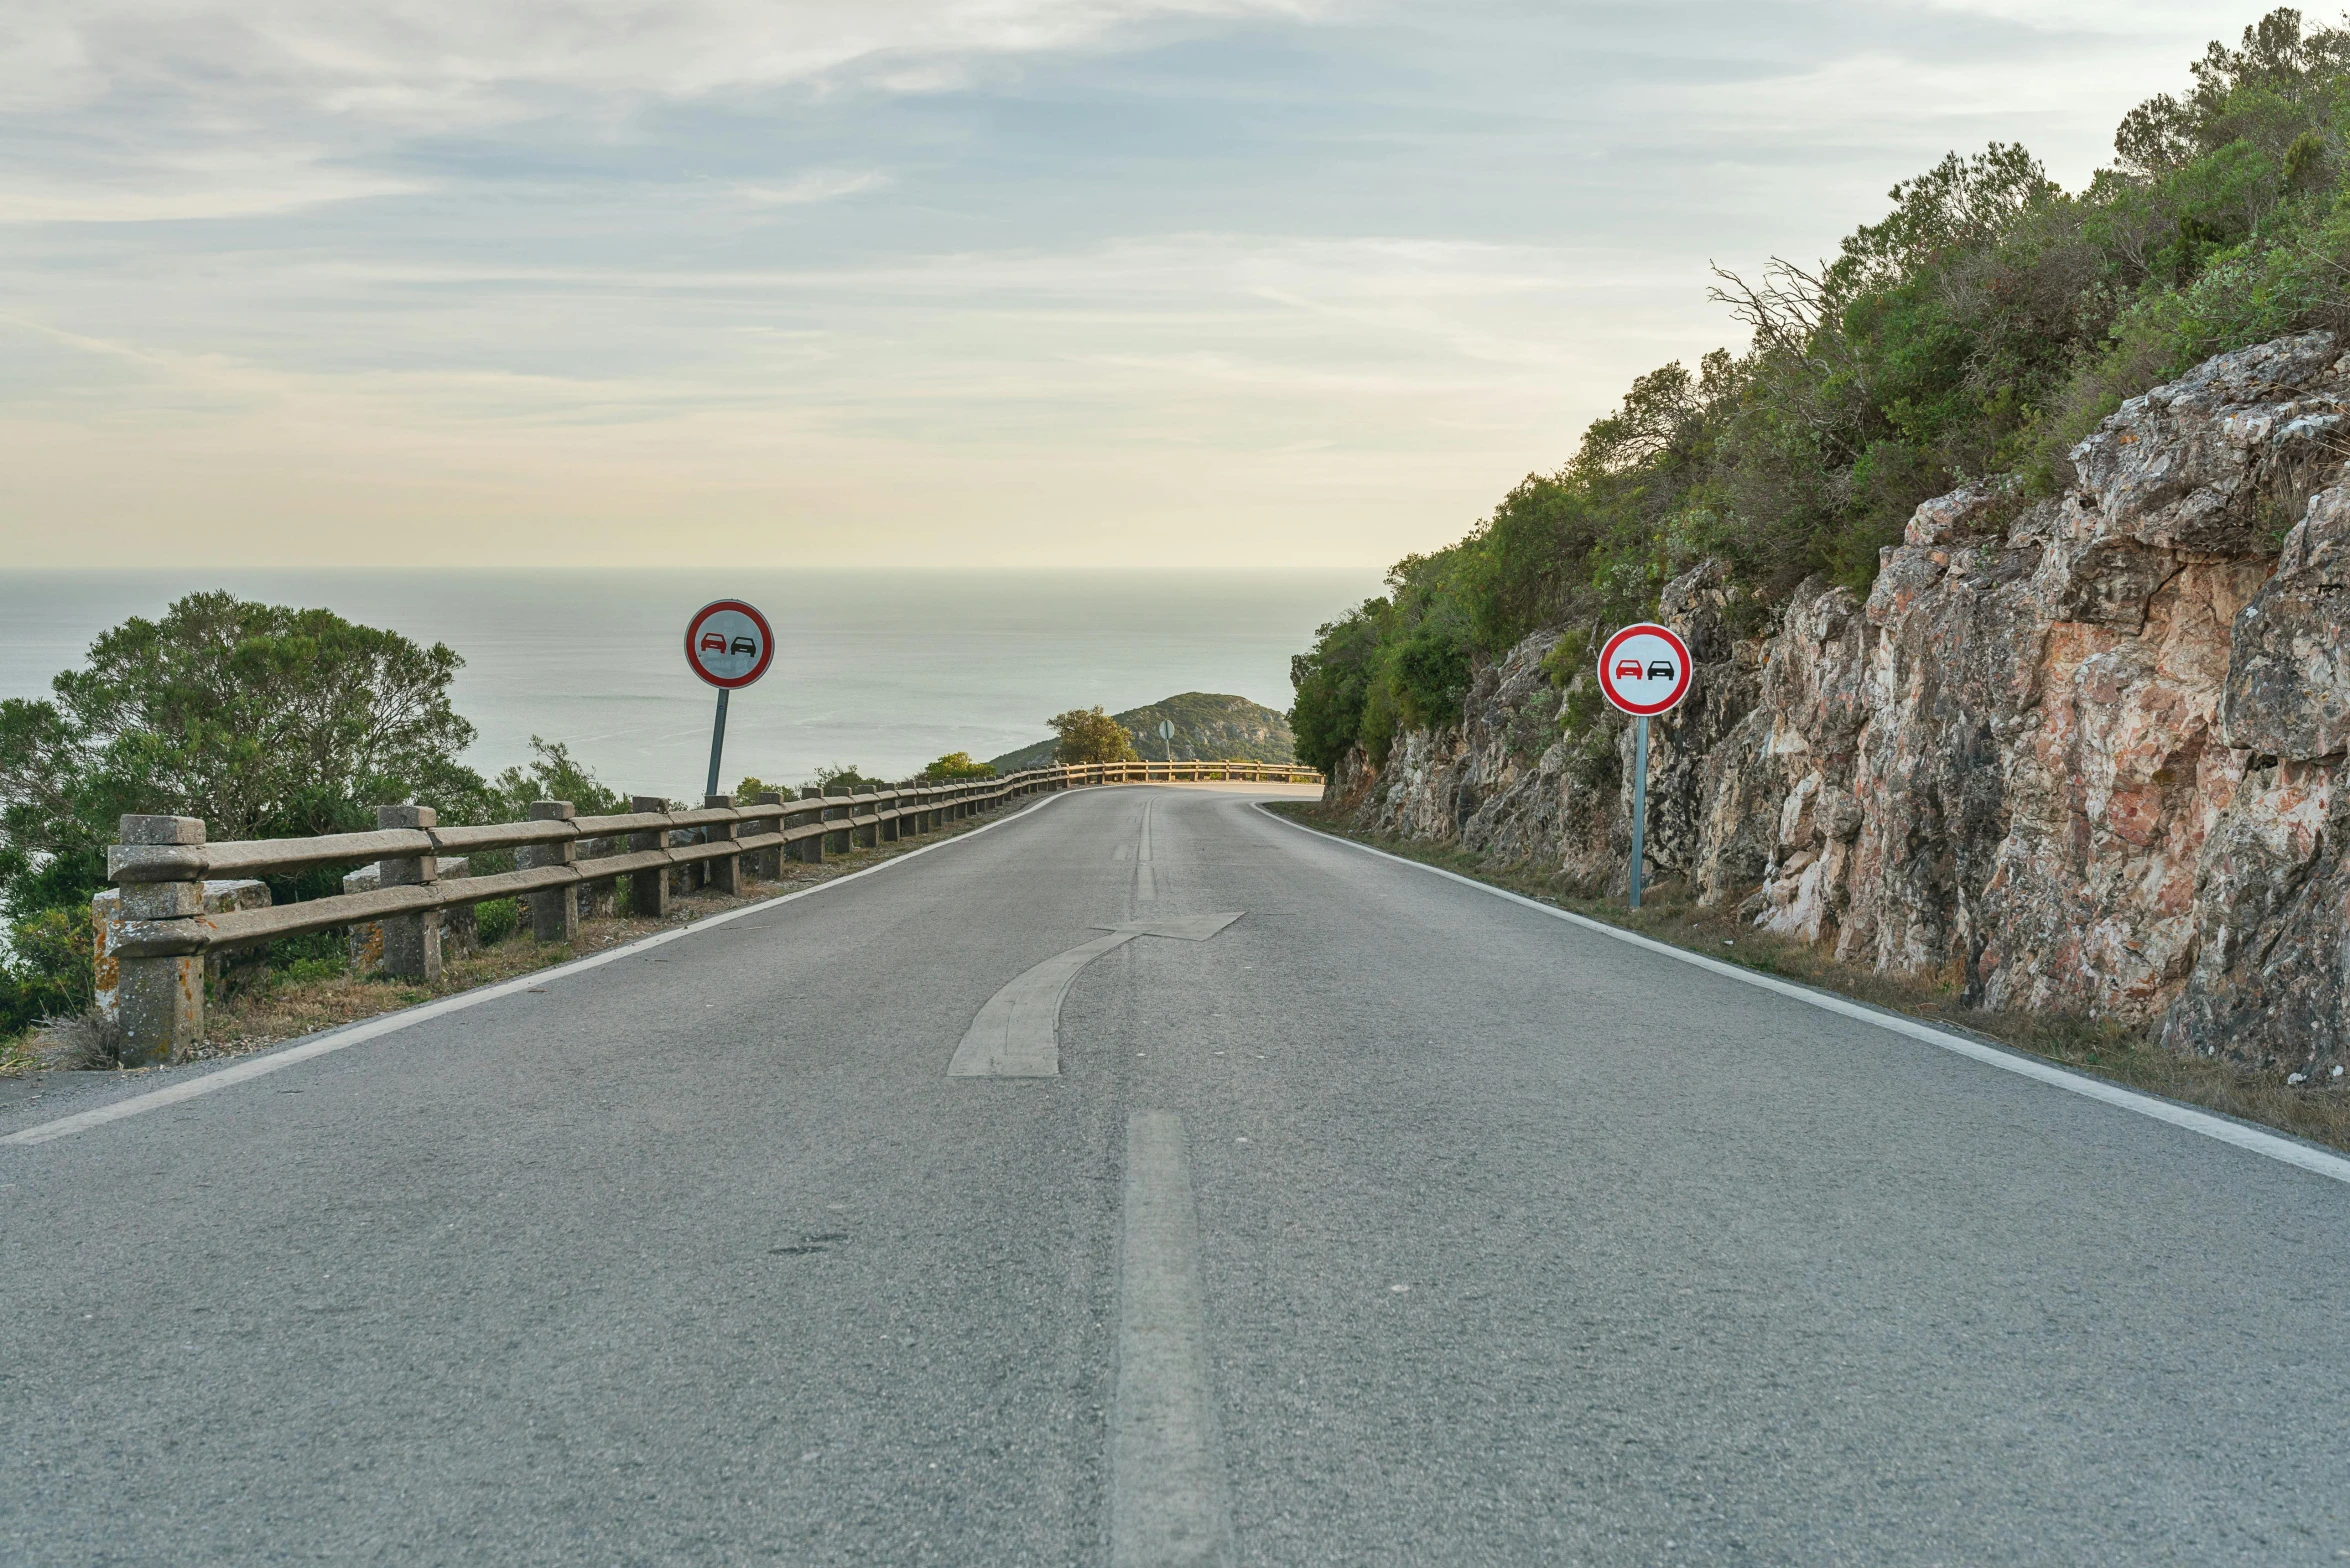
top-left (987, 692), bottom-right (1296, 773)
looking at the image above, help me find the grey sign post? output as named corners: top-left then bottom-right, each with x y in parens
top-left (1596, 622), bottom-right (1695, 910)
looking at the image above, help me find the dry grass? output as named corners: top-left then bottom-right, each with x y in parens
top-left (0, 1033), bottom-right (41, 1078)
top-left (26, 808), bottom-right (1016, 1074)
top-left (1268, 802), bottom-right (2350, 1155)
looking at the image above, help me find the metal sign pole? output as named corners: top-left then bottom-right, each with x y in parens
top-left (1628, 714), bottom-right (1649, 911)
top-left (705, 687), bottom-right (731, 801)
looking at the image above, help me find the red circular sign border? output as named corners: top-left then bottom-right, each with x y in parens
top-left (684, 599), bottom-right (777, 690)
top-left (1596, 622), bottom-right (1694, 718)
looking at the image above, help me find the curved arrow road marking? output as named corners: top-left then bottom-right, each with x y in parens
top-left (947, 913), bottom-right (1243, 1078)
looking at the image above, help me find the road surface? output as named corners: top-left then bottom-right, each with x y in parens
top-left (5, 784), bottom-right (2349, 1565)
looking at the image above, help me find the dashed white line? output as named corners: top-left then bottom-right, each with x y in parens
top-left (1110, 1110), bottom-right (1234, 1568)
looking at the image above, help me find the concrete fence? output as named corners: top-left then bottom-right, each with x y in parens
top-left (96, 759), bottom-right (1321, 1066)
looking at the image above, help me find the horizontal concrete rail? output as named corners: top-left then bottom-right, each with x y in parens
top-left (98, 757), bottom-right (1323, 1064)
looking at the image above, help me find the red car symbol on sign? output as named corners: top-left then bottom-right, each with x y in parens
top-left (700, 633), bottom-right (726, 653)
top-left (1615, 659), bottom-right (1643, 680)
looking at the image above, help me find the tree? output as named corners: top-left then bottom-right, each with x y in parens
top-left (920, 752), bottom-right (996, 780)
top-left (1050, 707), bottom-right (1139, 765)
top-left (0, 591), bottom-right (487, 927)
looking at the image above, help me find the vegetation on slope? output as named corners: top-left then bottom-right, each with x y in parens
top-left (988, 692), bottom-right (1297, 772)
top-left (1292, 9), bottom-right (2350, 772)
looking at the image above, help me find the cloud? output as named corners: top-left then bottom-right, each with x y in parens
top-left (0, 0), bottom-right (2274, 570)
top-left (730, 170), bottom-right (889, 206)
top-left (4, 0), bottom-right (1325, 119)
top-left (0, 0), bottom-right (1321, 219)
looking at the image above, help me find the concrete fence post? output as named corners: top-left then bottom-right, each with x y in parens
top-left (627, 795), bottom-right (670, 919)
top-left (794, 787), bottom-right (824, 865)
top-left (110, 814), bottom-right (207, 1067)
top-left (577, 842), bottom-right (615, 921)
top-left (825, 789), bottom-right (852, 856)
top-left (524, 801), bottom-right (579, 943)
top-left (754, 792), bottom-right (786, 876)
top-left (376, 805), bottom-right (442, 983)
top-left (704, 795), bottom-right (740, 894)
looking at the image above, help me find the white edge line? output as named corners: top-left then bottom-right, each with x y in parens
top-left (3, 789), bottom-right (1077, 1148)
top-left (1256, 802), bottom-right (2350, 1188)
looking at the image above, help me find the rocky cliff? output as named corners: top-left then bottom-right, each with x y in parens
top-left (1327, 331), bottom-right (2350, 1073)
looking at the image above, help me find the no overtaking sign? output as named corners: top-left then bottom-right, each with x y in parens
top-left (1597, 620), bottom-right (1693, 911)
top-left (686, 600), bottom-right (775, 690)
top-left (1597, 622), bottom-right (1692, 717)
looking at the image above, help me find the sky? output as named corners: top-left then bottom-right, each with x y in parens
top-left (0, 0), bottom-right (2269, 569)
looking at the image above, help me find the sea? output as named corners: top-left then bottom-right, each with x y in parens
top-left (0, 570), bottom-right (1380, 799)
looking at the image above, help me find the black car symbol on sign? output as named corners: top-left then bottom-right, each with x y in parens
top-left (729, 636), bottom-right (756, 655)
top-left (1646, 660), bottom-right (1676, 680)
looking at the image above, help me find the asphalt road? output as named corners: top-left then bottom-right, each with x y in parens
top-left (6, 784), bottom-right (2350, 1565)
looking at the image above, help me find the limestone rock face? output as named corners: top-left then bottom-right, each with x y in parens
top-left (1326, 330), bottom-right (2350, 1069)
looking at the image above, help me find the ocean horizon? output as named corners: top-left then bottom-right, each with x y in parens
top-left (0, 568), bottom-right (1381, 800)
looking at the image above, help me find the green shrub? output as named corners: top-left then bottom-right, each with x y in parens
top-left (475, 898), bottom-right (519, 946)
top-left (493, 737), bottom-right (625, 819)
top-left (0, 905), bottom-right (96, 1038)
top-left (809, 764), bottom-right (890, 793)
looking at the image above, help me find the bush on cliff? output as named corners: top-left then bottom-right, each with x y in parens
top-left (921, 752), bottom-right (996, 780)
top-left (809, 763), bottom-right (891, 794)
top-left (1050, 707), bottom-right (1141, 765)
top-left (492, 737), bottom-right (625, 820)
top-left (1293, 8), bottom-right (2350, 768)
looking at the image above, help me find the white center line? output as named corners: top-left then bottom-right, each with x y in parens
top-left (1110, 1111), bottom-right (1234, 1568)
top-left (1136, 799), bottom-right (1157, 904)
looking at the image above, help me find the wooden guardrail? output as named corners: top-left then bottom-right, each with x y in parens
top-left (98, 758), bottom-right (1322, 1064)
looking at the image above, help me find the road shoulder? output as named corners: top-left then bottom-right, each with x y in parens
top-left (1259, 799), bottom-right (2350, 1171)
